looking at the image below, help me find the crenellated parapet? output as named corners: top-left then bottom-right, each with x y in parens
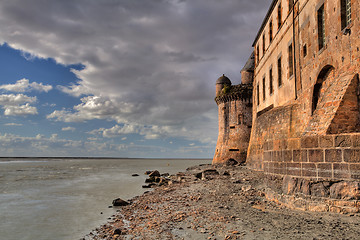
top-left (215, 84), bottom-right (253, 105)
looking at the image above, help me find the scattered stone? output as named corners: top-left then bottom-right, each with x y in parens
top-left (113, 228), bottom-right (123, 235)
top-left (149, 170), bottom-right (161, 178)
top-left (223, 171), bottom-right (231, 176)
top-left (132, 174), bottom-right (139, 177)
top-left (112, 198), bottom-right (130, 206)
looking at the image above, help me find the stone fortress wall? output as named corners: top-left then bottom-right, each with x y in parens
top-left (213, 0), bottom-right (360, 184)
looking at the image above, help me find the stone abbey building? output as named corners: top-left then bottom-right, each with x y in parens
top-left (214, 0), bottom-right (360, 182)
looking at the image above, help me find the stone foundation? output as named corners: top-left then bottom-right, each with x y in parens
top-left (265, 175), bottom-right (360, 213)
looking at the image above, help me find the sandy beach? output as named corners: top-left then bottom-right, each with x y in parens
top-left (84, 164), bottom-right (360, 240)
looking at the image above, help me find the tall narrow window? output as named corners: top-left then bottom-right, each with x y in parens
top-left (262, 35), bottom-right (266, 54)
top-left (269, 20), bottom-right (273, 43)
top-left (262, 77), bottom-right (266, 101)
top-left (269, 68), bottom-right (273, 95)
top-left (289, 0), bottom-right (293, 13)
top-left (317, 5), bottom-right (325, 50)
top-left (341, 0), bottom-right (352, 30)
top-left (278, 3), bottom-right (282, 30)
top-left (257, 84), bottom-right (260, 105)
top-left (288, 43), bottom-right (294, 77)
top-left (257, 45), bottom-right (260, 62)
top-left (278, 57), bottom-right (282, 87)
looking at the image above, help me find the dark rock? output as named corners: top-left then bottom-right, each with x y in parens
top-left (203, 169), bottom-right (219, 175)
top-left (113, 228), bottom-right (122, 235)
top-left (223, 171), bottom-right (230, 176)
top-left (145, 177), bottom-right (155, 183)
top-left (112, 198), bottom-right (130, 206)
top-left (144, 170), bottom-right (152, 175)
top-left (149, 170), bottom-right (160, 177)
top-left (226, 158), bottom-right (239, 166)
top-left (194, 172), bottom-right (202, 179)
top-left (132, 174), bottom-right (139, 177)
top-left (161, 173), bottom-right (170, 177)
top-left (108, 206), bottom-right (113, 208)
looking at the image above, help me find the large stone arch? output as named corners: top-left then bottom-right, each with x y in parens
top-left (311, 65), bottom-right (335, 115)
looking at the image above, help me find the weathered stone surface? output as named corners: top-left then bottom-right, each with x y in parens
top-left (310, 182), bottom-right (330, 197)
top-left (330, 182), bottom-right (360, 200)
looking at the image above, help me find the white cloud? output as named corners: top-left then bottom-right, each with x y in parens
top-left (61, 126), bottom-right (76, 132)
top-left (0, 94), bottom-right (38, 116)
top-left (0, 94), bottom-right (36, 105)
top-left (4, 103), bottom-right (38, 116)
top-left (4, 123), bottom-right (23, 126)
top-left (57, 84), bottom-right (92, 97)
top-left (0, 78), bottom-right (52, 92)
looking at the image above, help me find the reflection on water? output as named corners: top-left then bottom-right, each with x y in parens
top-left (0, 158), bottom-right (210, 240)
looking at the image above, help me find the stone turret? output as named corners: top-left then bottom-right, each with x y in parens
top-left (216, 74), bottom-right (232, 96)
top-left (213, 64), bottom-right (254, 164)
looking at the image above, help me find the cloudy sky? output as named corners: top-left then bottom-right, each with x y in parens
top-left (0, 0), bottom-right (271, 158)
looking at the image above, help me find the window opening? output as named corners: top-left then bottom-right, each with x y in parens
top-left (317, 5), bottom-right (325, 50)
top-left (288, 43), bottom-right (294, 77)
top-left (262, 77), bottom-right (266, 101)
top-left (303, 44), bottom-right (307, 57)
top-left (269, 20), bottom-right (273, 43)
top-left (289, 0), bottom-right (293, 13)
top-left (262, 35), bottom-right (266, 54)
top-left (257, 84), bottom-right (260, 105)
top-left (278, 3), bottom-right (282, 30)
top-left (238, 114), bottom-right (243, 125)
top-left (269, 68), bottom-right (273, 95)
top-left (341, 0), bottom-right (351, 30)
top-left (278, 57), bottom-right (282, 87)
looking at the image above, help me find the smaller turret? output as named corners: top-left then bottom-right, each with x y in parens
top-left (216, 74), bottom-right (232, 96)
top-left (240, 52), bottom-right (255, 84)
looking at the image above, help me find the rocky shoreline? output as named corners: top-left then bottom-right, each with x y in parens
top-left (84, 164), bottom-right (360, 240)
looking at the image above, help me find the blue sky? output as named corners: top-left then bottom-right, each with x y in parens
top-left (0, 0), bottom-right (270, 158)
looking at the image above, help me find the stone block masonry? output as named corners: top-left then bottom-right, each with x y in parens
top-left (260, 133), bottom-right (360, 181)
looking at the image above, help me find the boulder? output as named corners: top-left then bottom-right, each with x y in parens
top-left (149, 170), bottom-right (160, 177)
top-left (225, 158), bottom-right (239, 166)
top-left (112, 198), bottom-right (130, 206)
top-left (145, 177), bottom-right (156, 183)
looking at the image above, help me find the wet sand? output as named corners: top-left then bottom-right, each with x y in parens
top-left (85, 164), bottom-right (360, 240)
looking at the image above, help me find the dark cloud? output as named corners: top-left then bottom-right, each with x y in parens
top-left (0, 0), bottom-right (272, 143)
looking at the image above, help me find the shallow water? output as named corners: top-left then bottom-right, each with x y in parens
top-left (0, 158), bottom-right (210, 240)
